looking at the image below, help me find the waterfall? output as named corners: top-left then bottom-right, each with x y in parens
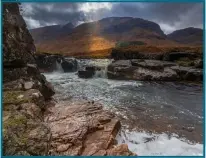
top-left (92, 59), bottom-right (112, 78)
top-left (94, 67), bottom-right (108, 78)
top-left (56, 60), bottom-right (64, 72)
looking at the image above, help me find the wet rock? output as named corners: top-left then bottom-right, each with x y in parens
top-left (78, 70), bottom-right (95, 78)
top-left (107, 60), bottom-right (136, 80)
top-left (61, 58), bottom-right (78, 72)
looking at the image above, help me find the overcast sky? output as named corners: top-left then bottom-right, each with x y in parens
top-left (21, 2), bottom-right (203, 34)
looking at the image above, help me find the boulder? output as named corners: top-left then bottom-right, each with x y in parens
top-left (61, 58), bottom-right (78, 72)
top-left (78, 70), bottom-right (95, 78)
top-left (107, 60), bottom-right (137, 80)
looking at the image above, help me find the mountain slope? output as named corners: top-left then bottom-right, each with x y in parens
top-left (30, 17), bottom-right (187, 57)
top-left (30, 23), bottom-right (74, 43)
top-left (167, 27), bottom-right (203, 45)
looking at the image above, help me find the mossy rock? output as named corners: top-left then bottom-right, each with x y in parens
top-left (175, 57), bottom-right (195, 67)
top-left (3, 91), bottom-right (32, 105)
top-left (3, 111), bottom-right (51, 156)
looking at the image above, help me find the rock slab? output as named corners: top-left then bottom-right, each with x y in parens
top-left (45, 101), bottom-right (135, 156)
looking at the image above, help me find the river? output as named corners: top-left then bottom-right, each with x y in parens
top-left (44, 59), bottom-right (203, 156)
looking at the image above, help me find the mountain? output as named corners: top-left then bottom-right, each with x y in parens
top-left (30, 17), bottom-right (200, 57)
top-left (167, 27), bottom-right (203, 45)
top-left (30, 22), bottom-right (74, 43)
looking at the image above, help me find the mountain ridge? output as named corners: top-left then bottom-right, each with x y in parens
top-left (29, 17), bottom-right (203, 57)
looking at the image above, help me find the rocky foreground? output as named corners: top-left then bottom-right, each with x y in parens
top-left (3, 3), bottom-right (134, 156)
top-left (3, 86), bottom-right (134, 156)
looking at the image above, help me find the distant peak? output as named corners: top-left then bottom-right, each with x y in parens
top-left (62, 22), bottom-right (74, 28)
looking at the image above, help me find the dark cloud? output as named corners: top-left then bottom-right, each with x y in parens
top-left (21, 2), bottom-right (203, 34)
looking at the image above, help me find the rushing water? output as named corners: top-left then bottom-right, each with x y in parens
top-left (44, 59), bottom-right (203, 156)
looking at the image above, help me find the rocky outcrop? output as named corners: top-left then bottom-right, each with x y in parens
top-left (78, 70), bottom-right (95, 78)
top-left (35, 53), bottom-right (78, 73)
top-left (3, 3), bottom-right (36, 64)
top-left (3, 3), bottom-right (54, 156)
top-left (3, 3), bottom-right (55, 99)
top-left (45, 101), bottom-right (135, 156)
top-left (34, 53), bottom-right (61, 72)
top-left (107, 59), bottom-right (202, 81)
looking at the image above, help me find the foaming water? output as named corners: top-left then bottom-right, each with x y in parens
top-left (116, 130), bottom-right (203, 156)
top-left (44, 59), bottom-right (203, 156)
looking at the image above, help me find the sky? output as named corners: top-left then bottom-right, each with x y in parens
top-left (21, 2), bottom-right (203, 34)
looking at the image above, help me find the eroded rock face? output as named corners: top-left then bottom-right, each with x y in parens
top-left (3, 3), bottom-right (35, 64)
top-left (3, 3), bottom-right (54, 156)
top-left (3, 3), bottom-right (55, 100)
top-left (45, 101), bottom-right (134, 156)
top-left (107, 59), bottom-right (202, 81)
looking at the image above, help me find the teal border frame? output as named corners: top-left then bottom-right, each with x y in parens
top-left (0, 0), bottom-right (205, 157)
